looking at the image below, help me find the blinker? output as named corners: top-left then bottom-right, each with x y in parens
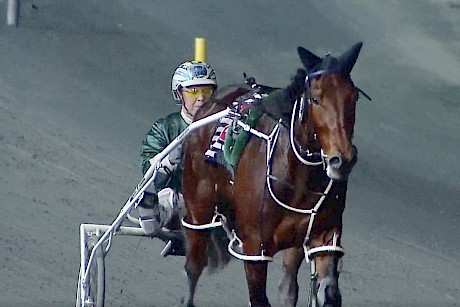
top-left (310, 97), bottom-right (320, 105)
top-left (304, 76), bottom-right (320, 106)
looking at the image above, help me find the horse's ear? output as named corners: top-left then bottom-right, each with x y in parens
top-left (297, 46), bottom-right (322, 72)
top-left (339, 42), bottom-right (363, 74)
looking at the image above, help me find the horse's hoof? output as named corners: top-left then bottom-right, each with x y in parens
top-left (181, 297), bottom-right (195, 307)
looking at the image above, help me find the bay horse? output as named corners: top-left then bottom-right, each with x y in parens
top-left (182, 42), bottom-right (364, 307)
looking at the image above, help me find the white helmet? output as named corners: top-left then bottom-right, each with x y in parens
top-left (171, 61), bottom-right (217, 101)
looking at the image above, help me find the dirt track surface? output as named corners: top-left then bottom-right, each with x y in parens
top-left (0, 1), bottom-right (459, 306)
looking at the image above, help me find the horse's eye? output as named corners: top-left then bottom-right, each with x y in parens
top-left (311, 97), bottom-right (320, 105)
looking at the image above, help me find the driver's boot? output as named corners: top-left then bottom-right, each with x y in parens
top-left (138, 192), bottom-right (161, 236)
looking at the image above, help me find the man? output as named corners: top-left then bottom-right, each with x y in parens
top-left (138, 61), bottom-right (217, 248)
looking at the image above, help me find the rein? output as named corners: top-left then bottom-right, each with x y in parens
top-left (290, 95), bottom-right (325, 166)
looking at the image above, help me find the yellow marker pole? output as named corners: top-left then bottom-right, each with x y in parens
top-left (194, 37), bottom-right (207, 63)
top-left (7, 0), bottom-right (19, 26)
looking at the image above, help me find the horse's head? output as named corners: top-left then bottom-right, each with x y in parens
top-left (297, 42), bottom-right (362, 181)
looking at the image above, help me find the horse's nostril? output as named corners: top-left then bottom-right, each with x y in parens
top-left (328, 156), bottom-right (342, 169)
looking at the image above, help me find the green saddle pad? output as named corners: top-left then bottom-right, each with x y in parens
top-left (223, 106), bottom-right (264, 168)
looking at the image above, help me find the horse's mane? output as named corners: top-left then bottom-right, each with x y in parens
top-left (213, 84), bottom-right (252, 105)
top-left (194, 70), bottom-right (305, 123)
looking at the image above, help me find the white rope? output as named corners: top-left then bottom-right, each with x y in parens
top-left (306, 245), bottom-right (345, 258)
top-left (181, 211), bottom-right (224, 230)
top-left (182, 212), bottom-right (274, 261)
top-left (233, 107), bottom-right (337, 251)
top-left (290, 96), bottom-right (323, 166)
top-left (227, 230), bottom-right (273, 261)
top-left (302, 179), bottom-right (334, 243)
top-left (303, 232), bottom-right (345, 263)
top-left (177, 106), bottom-right (341, 262)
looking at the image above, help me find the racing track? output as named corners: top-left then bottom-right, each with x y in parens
top-left (0, 1), bottom-right (458, 306)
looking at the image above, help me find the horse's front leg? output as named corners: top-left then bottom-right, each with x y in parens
top-left (244, 261), bottom-right (271, 307)
top-left (278, 247), bottom-right (304, 307)
top-left (312, 253), bottom-right (342, 307)
top-left (184, 229), bottom-right (210, 307)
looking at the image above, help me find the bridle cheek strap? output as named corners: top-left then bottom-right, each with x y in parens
top-left (290, 94), bottom-right (324, 166)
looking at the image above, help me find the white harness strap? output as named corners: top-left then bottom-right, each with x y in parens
top-left (303, 232), bottom-right (345, 263)
top-left (181, 210), bottom-right (224, 230)
top-left (252, 120), bottom-right (337, 251)
top-left (183, 102), bottom-right (344, 261)
top-left (182, 210), bottom-right (274, 261)
top-left (241, 107), bottom-right (344, 258)
top-left (228, 230), bottom-right (274, 261)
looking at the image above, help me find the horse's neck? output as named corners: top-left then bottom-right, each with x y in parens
top-left (194, 84), bottom-right (252, 121)
top-left (214, 84), bottom-right (252, 106)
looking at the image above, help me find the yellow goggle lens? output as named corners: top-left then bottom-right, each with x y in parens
top-left (182, 87), bottom-right (214, 98)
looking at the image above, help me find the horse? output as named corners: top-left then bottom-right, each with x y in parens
top-left (181, 42), bottom-right (364, 307)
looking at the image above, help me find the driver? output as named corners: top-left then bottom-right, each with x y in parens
top-left (138, 61), bottom-right (217, 254)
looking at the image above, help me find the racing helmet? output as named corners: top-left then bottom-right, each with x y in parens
top-left (171, 61), bottom-right (217, 101)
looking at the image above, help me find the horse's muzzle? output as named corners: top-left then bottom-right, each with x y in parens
top-left (326, 146), bottom-right (358, 181)
top-left (327, 155), bottom-right (343, 170)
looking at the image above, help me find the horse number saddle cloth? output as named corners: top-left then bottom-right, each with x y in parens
top-left (205, 85), bottom-right (283, 174)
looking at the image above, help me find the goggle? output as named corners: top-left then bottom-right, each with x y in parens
top-left (182, 87), bottom-right (214, 99)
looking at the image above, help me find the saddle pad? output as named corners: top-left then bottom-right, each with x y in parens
top-left (204, 91), bottom-right (267, 168)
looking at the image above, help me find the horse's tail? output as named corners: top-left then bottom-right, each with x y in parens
top-left (206, 227), bottom-right (231, 274)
